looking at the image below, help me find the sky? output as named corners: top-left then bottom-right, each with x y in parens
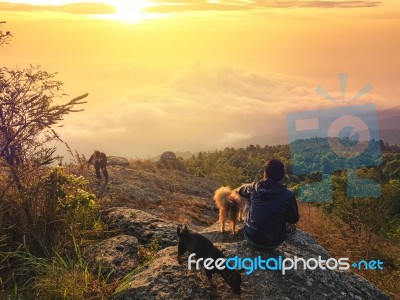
top-left (1, 0), bottom-right (399, 158)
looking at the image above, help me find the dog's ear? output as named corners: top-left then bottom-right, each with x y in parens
top-left (181, 225), bottom-right (188, 236)
top-left (177, 224), bottom-right (188, 237)
top-left (177, 224), bottom-right (182, 236)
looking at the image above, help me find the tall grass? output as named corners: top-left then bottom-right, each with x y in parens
top-left (0, 237), bottom-right (116, 299)
top-left (0, 166), bottom-right (115, 299)
top-left (298, 202), bottom-right (400, 299)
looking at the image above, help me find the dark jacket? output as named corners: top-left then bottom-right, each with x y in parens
top-left (239, 179), bottom-right (299, 247)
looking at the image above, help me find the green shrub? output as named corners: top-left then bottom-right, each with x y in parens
top-left (0, 166), bottom-right (106, 297)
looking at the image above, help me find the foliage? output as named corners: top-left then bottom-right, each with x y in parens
top-left (0, 21), bottom-right (11, 46)
top-left (0, 19), bottom-right (112, 299)
top-left (0, 166), bottom-right (111, 298)
top-left (1, 19), bottom-right (88, 194)
top-left (0, 167), bottom-right (98, 255)
top-left (0, 237), bottom-right (115, 300)
top-left (137, 239), bottom-right (160, 264)
top-left (184, 144), bottom-right (291, 187)
top-left (0, 66), bottom-right (88, 192)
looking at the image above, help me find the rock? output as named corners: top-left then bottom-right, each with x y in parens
top-left (103, 163), bottom-right (217, 202)
top-left (106, 207), bottom-right (178, 247)
top-left (108, 156), bottom-right (130, 167)
top-left (157, 151), bottom-right (187, 172)
top-left (114, 219), bottom-right (390, 300)
top-left (84, 234), bottom-right (139, 279)
top-left (160, 151), bottom-right (177, 161)
top-left (97, 164), bottom-right (218, 225)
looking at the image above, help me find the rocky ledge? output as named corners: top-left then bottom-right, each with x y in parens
top-left (84, 207), bottom-right (390, 300)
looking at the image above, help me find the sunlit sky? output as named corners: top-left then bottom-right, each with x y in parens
top-left (1, 0), bottom-right (399, 158)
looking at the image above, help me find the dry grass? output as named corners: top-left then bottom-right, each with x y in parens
top-left (157, 198), bottom-right (216, 225)
top-left (101, 158), bottom-right (217, 226)
top-left (129, 159), bottom-right (158, 172)
top-left (297, 202), bottom-right (400, 300)
top-left (108, 193), bottom-right (216, 226)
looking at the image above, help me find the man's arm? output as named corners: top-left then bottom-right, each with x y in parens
top-left (286, 194), bottom-right (299, 224)
top-left (236, 183), bottom-right (253, 198)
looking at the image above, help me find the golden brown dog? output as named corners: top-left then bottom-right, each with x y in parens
top-left (213, 187), bottom-right (247, 234)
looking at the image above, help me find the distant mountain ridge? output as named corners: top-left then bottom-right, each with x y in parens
top-left (234, 106), bottom-right (400, 147)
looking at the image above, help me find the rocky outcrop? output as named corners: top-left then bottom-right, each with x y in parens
top-left (105, 207), bottom-right (179, 247)
top-left (101, 163), bottom-right (217, 203)
top-left (85, 208), bottom-right (389, 300)
top-left (157, 151), bottom-right (187, 172)
top-left (84, 152), bottom-right (390, 299)
top-left (84, 234), bottom-right (139, 279)
top-left (107, 156), bottom-right (130, 167)
top-left (90, 162), bottom-right (218, 225)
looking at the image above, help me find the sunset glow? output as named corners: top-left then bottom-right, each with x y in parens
top-left (111, 0), bottom-right (149, 21)
top-left (106, 0), bottom-right (158, 22)
top-left (1, 0), bottom-right (399, 157)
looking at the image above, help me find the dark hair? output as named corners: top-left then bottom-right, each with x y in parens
top-left (264, 159), bottom-right (285, 182)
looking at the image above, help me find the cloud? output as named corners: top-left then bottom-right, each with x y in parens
top-left (217, 131), bottom-right (253, 145)
top-left (57, 63), bottom-right (381, 158)
top-left (0, 0), bottom-right (382, 16)
top-left (144, 0), bottom-right (382, 13)
top-left (0, 2), bottom-right (115, 15)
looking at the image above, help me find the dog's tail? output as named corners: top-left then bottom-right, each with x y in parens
top-left (213, 186), bottom-right (241, 208)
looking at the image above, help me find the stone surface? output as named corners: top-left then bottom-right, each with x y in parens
top-left (106, 207), bottom-right (178, 247)
top-left (89, 163), bottom-right (218, 226)
top-left (107, 218), bottom-right (390, 300)
top-left (84, 234), bottom-right (139, 279)
top-left (157, 151), bottom-right (187, 172)
top-left (107, 156), bottom-right (130, 167)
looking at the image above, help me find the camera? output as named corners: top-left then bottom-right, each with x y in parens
top-left (286, 103), bottom-right (381, 202)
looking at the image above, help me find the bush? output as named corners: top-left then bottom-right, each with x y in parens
top-left (0, 166), bottom-right (106, 297)
top-left (0, 238), bottom-right (115, 300)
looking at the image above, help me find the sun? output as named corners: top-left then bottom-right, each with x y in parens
top-left (108, 0), bottom-right (154, 23)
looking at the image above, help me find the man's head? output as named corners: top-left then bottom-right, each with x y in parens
top-left (94, 150), bottom-right (100, 157)
top-left (263, 159), bottom-right (285, 182)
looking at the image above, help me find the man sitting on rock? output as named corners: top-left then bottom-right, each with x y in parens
top-left (88, 150), bottom-right (108, 184)
top-left (238, 159), bottom-right (299, 250)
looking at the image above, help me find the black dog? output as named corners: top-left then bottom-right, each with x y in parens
top-left (177, 224), bottom-right (242, 295)
top-left (88, 150), bottom-right (108, 184)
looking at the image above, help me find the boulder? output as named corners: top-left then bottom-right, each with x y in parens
top-left (84, 234), bottom-right (139, 279)
top-left (160, 151), bottom-right (177, 161)
top-left (108, 156), bottom-right (130, 167)
top-left (157, 151), bottom-right (187, 172)
top-left (105, 207), bottom-right (178, 247)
